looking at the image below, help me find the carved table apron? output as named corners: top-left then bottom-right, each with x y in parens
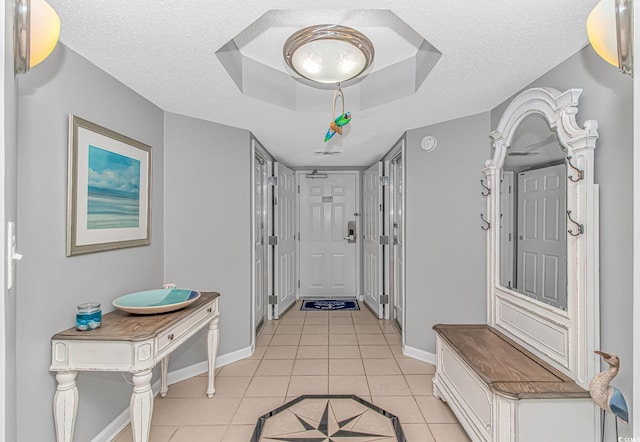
top-left (50, 291), bottom-right (220, 442)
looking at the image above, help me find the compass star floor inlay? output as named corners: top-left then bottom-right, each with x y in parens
top-left (252, 395), bottom-right (405, 442)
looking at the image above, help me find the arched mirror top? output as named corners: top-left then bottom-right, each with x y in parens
top-left (486, 87), bottom-right (599, 172)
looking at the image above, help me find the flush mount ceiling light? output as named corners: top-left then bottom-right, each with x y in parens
top-left (283, 24), bottom-right (375, 84)
top-left (586, 0), bottom-right (633, 75)
top-left (14, 0), bottom-right (61, 74)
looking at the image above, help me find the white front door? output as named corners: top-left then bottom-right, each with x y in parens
top-left (273, 163), bottom-right (297, 318)
top-left (363, 163), bottom-right (383, 317)
top-left (253, 153), bottom-right (268, 330)
top-left (389, 154), bottom-right (404, 328)
top-left (516, 163), bottom-right (567, 309)
top-left (299, 172), bottom-right (358, 298)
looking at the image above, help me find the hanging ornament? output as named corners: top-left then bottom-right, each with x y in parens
top-left (324, 85), bottom-right (352, 142)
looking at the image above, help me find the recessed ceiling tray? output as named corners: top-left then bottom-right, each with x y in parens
top-left (112, 289), bottom-right (201, 314)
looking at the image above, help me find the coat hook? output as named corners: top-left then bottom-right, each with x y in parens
top-left (567, 210), bottom-right (584, 236)
top-left (480, 214), bottom-right (491, 230)
top-left (566, 156), bottom-right (584, 182)
top-left (480, 179), bottom-right (491, 197)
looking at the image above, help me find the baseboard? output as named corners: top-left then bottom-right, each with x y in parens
top-left (91, 345), bottom-right (253, 442)
top-left (403, 345), bottom-right (437, 365)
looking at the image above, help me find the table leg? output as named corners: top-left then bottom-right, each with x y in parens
top-left (130, 369), bottom-right (153, 442)
top-left (207, 315), bottom-right (220, 398)
top-left (160, 356), bottom-right (169, 398)
top-left (53, 371), bottom-right (78, 442)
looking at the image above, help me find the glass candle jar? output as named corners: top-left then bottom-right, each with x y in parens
top-left (76, 302), bottom-right (102, 331)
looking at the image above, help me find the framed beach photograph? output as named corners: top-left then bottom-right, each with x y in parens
top-left (67, 115), bottom-right (152, 256)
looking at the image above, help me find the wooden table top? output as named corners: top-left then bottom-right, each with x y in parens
top-left (52, 292), bottom-right (219, 342)
top-left (433, 324), bottom-right (589, 399)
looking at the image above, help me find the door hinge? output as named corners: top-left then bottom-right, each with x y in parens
top-left (268, 176), bottom-right (278, 186)
top-left (268, 236), bottom-right (278, 246)
top-left (379, 235), bottom-right (389, 245)
top-left (297, 232), bottom-right (300, 241)
top-left (274, 196), bottom-right (278, 205)
top-left (298, 280), bottom-right (300, 288)
top-left (380, 176), bottom-right (390, 186)
top-left (298, 185), bottom-right (300, 193)
top-left (380, 294), bottom-right (389, 304)
top-left (268, 295), bottom-right (278, 305)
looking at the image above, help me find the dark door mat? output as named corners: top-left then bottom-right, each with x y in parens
top-left (301, 298), bottom-right (360, 311)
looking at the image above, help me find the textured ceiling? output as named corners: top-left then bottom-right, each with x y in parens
top-left (47, 0), bottom-right (599, 166)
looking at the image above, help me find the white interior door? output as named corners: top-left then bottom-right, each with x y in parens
top-left (253, 153), bottom-right (268, 330)
top-left (389, 155), bottom-right (404, 328)
top-left (516, 163), bottom-right (567, 309)
top-left (273, 163), bottom-right (297, 318)
top-left (299, 172), bottom-right (357, 298)
top-left (363, 163), bottom-right (383, 317)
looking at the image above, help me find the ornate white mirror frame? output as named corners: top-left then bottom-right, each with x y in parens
top-left (485, 87), bottom-right (599, 389)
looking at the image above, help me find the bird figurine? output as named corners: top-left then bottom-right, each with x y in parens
top-left (324, 112), bottom-right (351, 142)
top-left (590, 350), bottom-right (628, 441)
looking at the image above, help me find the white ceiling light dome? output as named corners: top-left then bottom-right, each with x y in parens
top-left (283, 24), bottom-right (375, 84)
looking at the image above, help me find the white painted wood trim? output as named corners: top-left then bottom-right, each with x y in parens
top-left (486, 87), bottom-right (599, 390)
top-left (381, 136), bottom-right (406, 348)
top-left (250, 137), bottom-right (273, 343)
top-left (403, 345), bottom-right (436, 365)
top-left (91, 346), bottom-right (253, 442)
top-left (633, 1), bottom-right (640, 434)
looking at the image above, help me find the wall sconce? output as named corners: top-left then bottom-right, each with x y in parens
top-left (14, 0), bottom-right (60, 74)
top-left (586, 0), bottom-right (633, 75)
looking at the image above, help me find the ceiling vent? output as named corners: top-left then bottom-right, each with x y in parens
top-left (314, 151), bottom-right (342, 156)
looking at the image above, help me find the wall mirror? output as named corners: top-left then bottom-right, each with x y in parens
top-left (499, 113), bottom-right (568, 311)
top-left (485, 87), bottom-right (599, 389)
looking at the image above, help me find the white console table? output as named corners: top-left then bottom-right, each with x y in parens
top-left (50, 291), bottom-right (220, 442)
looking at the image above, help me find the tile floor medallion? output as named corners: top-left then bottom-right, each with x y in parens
top-left (253, 395), bottom-right (405, 441)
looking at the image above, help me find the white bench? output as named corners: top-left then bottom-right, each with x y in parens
top-left (433, 324), bottom-right (595, 442)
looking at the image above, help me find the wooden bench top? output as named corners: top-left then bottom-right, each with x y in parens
top-left (433, 324), bottom-right (589, 399)
top-left (52, 292), bottom-right (220, 342)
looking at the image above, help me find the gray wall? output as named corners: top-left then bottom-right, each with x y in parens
top-left (17, 44), bottom-right (165, 441)
top-left (404, 112), bottom-right (490, 354)
top-left (491, 46), bottom-right (633, 436)
top-left (163, 112), bottom-right (252, 367)
top-left (4, 1), bottom-right (18, 440)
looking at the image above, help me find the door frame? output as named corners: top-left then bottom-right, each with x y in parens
top-left (0, 5), bottom-right (7, 436)
top-left (383, 138), bottom-right (406, 347)
top-left (250, 136), bottom-right (273, 350)
top-left (295, 170), bottom-right (362, 300)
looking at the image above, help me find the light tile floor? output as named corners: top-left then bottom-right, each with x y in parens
top-left (114, 301), bottom-right (469, 441)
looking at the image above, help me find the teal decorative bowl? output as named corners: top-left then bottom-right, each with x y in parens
top-left (112, 289), bottom-right (201, 314)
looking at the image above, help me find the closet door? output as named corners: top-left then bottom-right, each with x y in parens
top-left (273, 163), bottom-right (297, 318)
top-left (363, 162), bottom-right (384, 318)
